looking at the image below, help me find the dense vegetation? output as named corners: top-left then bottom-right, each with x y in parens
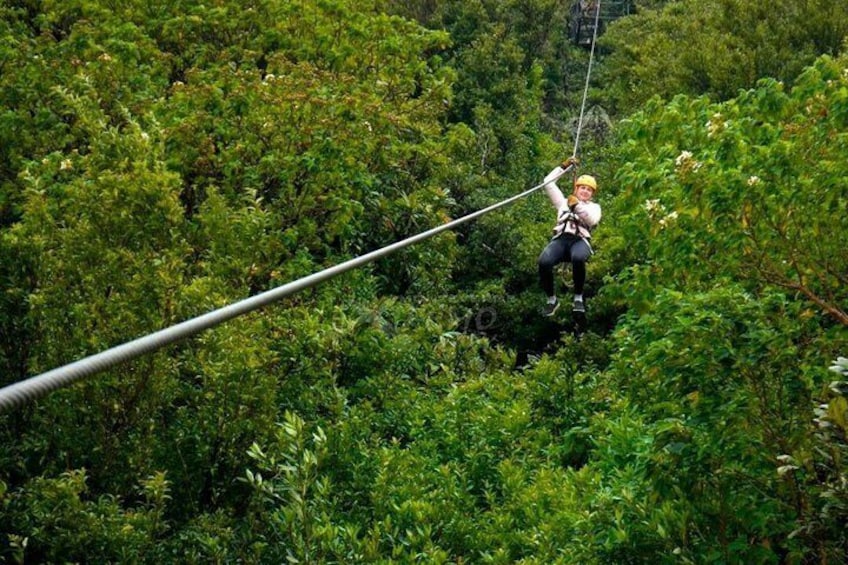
top-left (1, 0), bottom-right (847, 562)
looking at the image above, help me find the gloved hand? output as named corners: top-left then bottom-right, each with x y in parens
top-left (561, 156), bottom-right (579, 170)
top-left (567, 194), bottom-right (579, 208)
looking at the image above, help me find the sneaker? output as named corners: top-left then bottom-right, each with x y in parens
top-left (572, 296), bottom-right (585, 313)
top-left (542, 299), bottom-right (560, 317)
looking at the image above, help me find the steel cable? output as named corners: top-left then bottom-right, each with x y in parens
top-left (572, 0), bottom-right (603, 159)
top-left (0, 166), bottom-right (576, 412)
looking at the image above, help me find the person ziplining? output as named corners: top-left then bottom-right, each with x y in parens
top-left (538, 157), bottom-right (601, 317)
top-left (537, 0), bottom-right (604, 319)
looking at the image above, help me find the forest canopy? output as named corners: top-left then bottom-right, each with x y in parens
top-left (1, 0), bottom-right (847, 562)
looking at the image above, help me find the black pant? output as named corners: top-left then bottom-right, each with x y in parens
top-left (538, 234), bottom-right (592, 297)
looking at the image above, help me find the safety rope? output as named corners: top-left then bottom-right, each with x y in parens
top-left (572, 0), bottom-right (603, 160)
top-left (0, 166), bottom-right (576, 413)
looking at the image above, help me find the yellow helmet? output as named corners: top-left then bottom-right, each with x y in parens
top-left (575, 174), bottom-right (598, 192)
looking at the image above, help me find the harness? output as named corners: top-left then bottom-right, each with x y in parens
top-left (554, 208), bottom-right (595, 255)
top-left (556, 208), bottom-right (592, 238)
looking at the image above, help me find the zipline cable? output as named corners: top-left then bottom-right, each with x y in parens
top-left (572, 0), bottom-right (603, 160)
top-left (0, 165), bottom-right (576, 413)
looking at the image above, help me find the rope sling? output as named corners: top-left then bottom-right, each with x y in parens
top-left (0, 2), bottom-right (604, 413)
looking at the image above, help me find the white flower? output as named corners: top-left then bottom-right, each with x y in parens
top-left (675, 151), bottom-right (702, 174)
top-left (706, 113), bottom-right (725, 137)
top-left (60, 159), bottom-right (73, 170)
top-left (675, 151), bottom-right (693, 167)
top-left (645, 200), bottom-right (678, 228)
top-left (777, 464), bottom-right (799, 477)
top-left (747, 175), bottom-right (761, 186)
top-left (658, 211), bottom-right (678, 228)
top-left (643, 199), bottom-right (662, 213)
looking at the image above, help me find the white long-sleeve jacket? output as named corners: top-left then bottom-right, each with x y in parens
top-left (543, 166), bottom-right (602, 239)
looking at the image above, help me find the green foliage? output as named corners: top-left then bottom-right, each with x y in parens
top-left (605, 54), bottom-right (848, 326)
top-left (598, 0), bottom-right (848, 114)
top-left (243, 411), bottom-right (355, 563)
top-left (1, 96), bottom-right (190, 489)
top-left (782, 358), bottom-right (848, 562)
top-left (2, 0), bottom-right (848, 563)
top-left (384, 0), bottom-right (579, 182)
top-left (2, 469), bottom-right (169, 563)
top-left (597, 287), bottom-right (810, 560)
top-left (591, 50), bottom-right (848, 561)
